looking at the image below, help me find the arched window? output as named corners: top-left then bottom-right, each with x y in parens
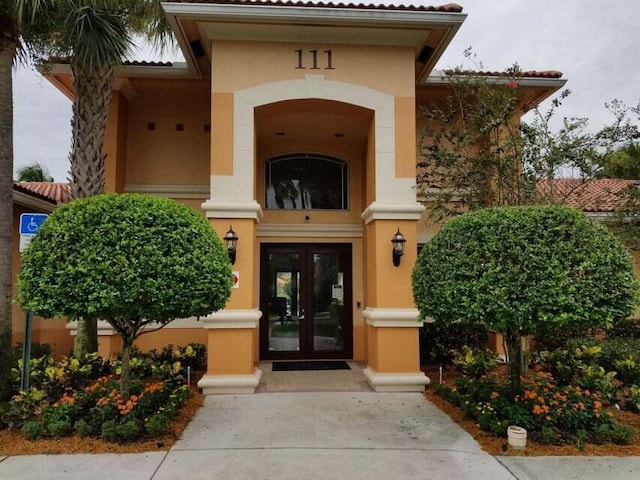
top-left (265, 154), bottom-right (348, 210)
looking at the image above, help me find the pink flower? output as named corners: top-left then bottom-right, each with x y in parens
top-left (507, 79), bottom-right (518, 89)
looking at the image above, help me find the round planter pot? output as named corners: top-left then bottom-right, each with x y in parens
top-left (507, 425), bottom-right (527, 450)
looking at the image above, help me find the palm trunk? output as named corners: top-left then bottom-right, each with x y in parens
top-left (69, 62), bottom-right (114, 355)
top-left (0, 12), bottom-right (18, 401)
top-left (69, 62), bottom-right (112, 199)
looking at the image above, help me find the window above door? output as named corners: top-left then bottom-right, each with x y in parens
top-left (265, 153), bottom-right (348, 210)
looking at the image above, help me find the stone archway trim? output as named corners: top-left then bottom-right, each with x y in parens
top-left (202, 74), bottom-right (422, 220)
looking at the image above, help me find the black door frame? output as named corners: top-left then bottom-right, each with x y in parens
top-left (259, 243), bottom-right (353, 360)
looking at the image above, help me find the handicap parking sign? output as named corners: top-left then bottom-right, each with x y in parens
top-left (19, 213), bottom-right (49, 253)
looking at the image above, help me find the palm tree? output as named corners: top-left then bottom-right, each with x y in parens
top-left (25, 1), bottom-right (171, 355)
top-left (0, 0), bottom-right (50, 401)
top-left (16, 161), bottom-right (54, 181)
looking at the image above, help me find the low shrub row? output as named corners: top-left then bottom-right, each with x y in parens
top-left (437, 371), bottom-right (634, 446)
top-left (1, 343), bottom-right (205, 443)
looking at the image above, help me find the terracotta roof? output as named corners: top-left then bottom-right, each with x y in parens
top-left (170, 0), bottom-right (464, 12)
top-left (537, 178), bottom-right (639, 213)
top-left (13, 182), bottom-right (70, 204)
top-left (443, 69), bottom-right (563, 79)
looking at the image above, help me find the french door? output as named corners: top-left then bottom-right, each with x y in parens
top-left (260, 244), bottom-right (352, 360)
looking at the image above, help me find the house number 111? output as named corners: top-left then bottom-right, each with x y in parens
top-left (295, 49), bottom-right (335, 70)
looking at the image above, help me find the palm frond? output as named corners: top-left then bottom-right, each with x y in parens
top-left (64, 4), bottom-right (133, 69)
top-left (16, 162), bottom-right (54, 182)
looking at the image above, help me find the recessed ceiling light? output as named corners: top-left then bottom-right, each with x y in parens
top-left (334, 133), bottom-right (344, 138)
top-left (276, 132), bottom-right (285, 136)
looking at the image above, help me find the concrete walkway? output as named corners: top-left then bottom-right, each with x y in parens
top-left (1, 392), bottom-right (639, 479)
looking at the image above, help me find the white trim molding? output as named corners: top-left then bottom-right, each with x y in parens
top-left (363, 308), bottom-right (423, 327)
top-left (124, 184), bottom-right (209, 199)
top-left (200, 309), bottom-right (262, 329)
top-left (256, 223), bottom-right (362, 238)
top-left (201, 200), bottom-right (264, 220)
top-left (361, 202), bottom-right (425, 224)
top-left (363, 367), bottom-right (429, 392)
top-left (66, 320), bottom-right (116, 337)
top-left (197, 369), bottom-right (263, 395)
top-left (206, 75), bottom-right (421, 219)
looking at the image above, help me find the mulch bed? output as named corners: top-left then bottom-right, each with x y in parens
top-left (0, 386), bottom-right (203, 456)
top-left (423, 365), bottom-right (640, 456)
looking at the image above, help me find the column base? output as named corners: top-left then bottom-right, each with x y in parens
top-left (363, 367), bottom-right (430, 392)
top-left (197, 368), bottom-right (262, 394)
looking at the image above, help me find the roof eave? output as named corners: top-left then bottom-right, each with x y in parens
top-left (41, 62), bottom-right (194, 99)
top-left (421, 73), bottom-right (567, 111)
top-left (12, 190), bottom-right (58, 212)
top-left (162, 2), bottom-right (467, 80)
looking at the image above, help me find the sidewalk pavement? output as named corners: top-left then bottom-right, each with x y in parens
top-left (1, 392), bottom-right (639, 480)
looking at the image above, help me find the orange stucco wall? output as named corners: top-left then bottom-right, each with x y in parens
top-left (124, 79), bottom-right (210, 185)
top-left (211, 92), bottom-right (234, 176)
top-left (104, 91), bottom-right (129, 193)
top-left (367, 325), bottom-right (420, 373)
top-left (210, 41), bottom-right (415, 97)
top-left (207, 328), bottom-right (255, 375)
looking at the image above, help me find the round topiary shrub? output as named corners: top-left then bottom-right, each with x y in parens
top-left (18, 193), bottom-right (232, 398)
top-left (412, 205), bottom-right (638, 389)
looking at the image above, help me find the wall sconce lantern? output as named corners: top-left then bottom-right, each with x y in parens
top-left (391, 228), bottom-right (406, 267)
top-left (224, 226), bottom-right (238, 265)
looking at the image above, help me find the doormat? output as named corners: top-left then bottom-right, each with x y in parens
top-left (272, 361), bottom-right (351, 371)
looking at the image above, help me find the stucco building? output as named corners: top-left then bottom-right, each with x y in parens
top-left (14, 1), bottom-right (565, 394)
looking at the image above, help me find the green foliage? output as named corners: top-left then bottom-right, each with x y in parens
top-left (1, 345), bottom-right (195, 441)
top-left (100, 419), bottom-right (142, 443)
top-left (414, 206), bottom-right (637, 337)
top-left (451, 346), bottom-right (497, 380)
top-left (418, 64), bottom-right (524, 217)
top-left (18, 193), bottom-right (231, 398)
top-left (2, 388), bottom-right (48, 429)
top-left (608, 317), bottom-right (640, 340)
top-left (18, 194), bottom-right (232, 327)
top-left (593, 423), bottom-right (635, 445)
top-left (413, 205), bottom-right (638, 389)
top-left (418, 53), bottom-right (639, 221)
top-left (151, 344), bottom-right (207, 371)
top-left (599, 143), bottom-right (640, 180)
top-left (15, 162), bottom-right (54, 182)
top-left (11, 343), bottom-right (53, 365)
top-left (21, 420), bottom-right (44, 441)
top-left (419, 321), bottom-right (487, 365)
top-left (625, 385), bottom-right (640, 412)
top-left (145, 413), bottom-right (171, 437)
top-left (73, 419), bottom-right (93, 437)
top-left (47, 419), bottom-right (72, 438)
top-left (11, 352), bottom-right (113, 401)
top-left (437, 372), bottom-right (633, 445)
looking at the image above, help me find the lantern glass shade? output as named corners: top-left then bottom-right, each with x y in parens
top-left (224, 226), bottom-right (238, 264)
top-left (391, 228), bottom-right (406, 266)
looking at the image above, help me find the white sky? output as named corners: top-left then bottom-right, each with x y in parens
top-left (12, 0), bottom-right (640, 182)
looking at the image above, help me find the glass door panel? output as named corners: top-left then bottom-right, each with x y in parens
top-left (260, 244), bottom-right (352, 360)
top-left (312, 253), bottom-right (343, 352)
top-left (266, 253), bottom-right (301, 352)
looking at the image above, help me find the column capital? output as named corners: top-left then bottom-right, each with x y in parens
top-left (361, 202), bottom-right (424, 224)
top-left (200, 309), bottom-right (262, 329)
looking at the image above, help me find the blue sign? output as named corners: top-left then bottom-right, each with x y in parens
top-left (19, 213), bottom-right (48, 235)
